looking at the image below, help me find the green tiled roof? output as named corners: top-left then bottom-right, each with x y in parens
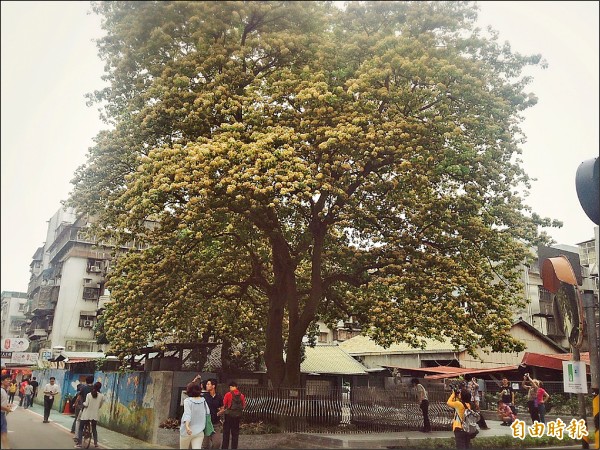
top-left (339, 334), bottom-right (463, 355)
top-left (300, 344), bottom-right (368, 375)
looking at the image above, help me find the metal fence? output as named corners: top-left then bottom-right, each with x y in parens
top-left (231, 384), bottom-right (454, 434)
top-left (224, 380), bottom-right (595, 434)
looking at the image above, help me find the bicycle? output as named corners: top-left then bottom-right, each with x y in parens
top-left (80, 420), bottom-right (93, 449)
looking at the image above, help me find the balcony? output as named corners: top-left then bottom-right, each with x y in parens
top-left (47, 226), bottom-right (95, 262)
top-left (28, 286), bottom-right (59, 314)
top-left (28, 329), bottom-right (48, 340)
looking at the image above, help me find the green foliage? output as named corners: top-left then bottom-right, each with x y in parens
top-left (390, 435), bottom-right (576, 448)
top-left (70, 1), bottom-right (558, 387)
top-left (545, 393), bottom-right (593, 416)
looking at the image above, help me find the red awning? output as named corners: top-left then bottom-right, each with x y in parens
top-left (381, 364), bottom-right (521, 380)
top-left (521, 352), bottom-right (590, 373)
top-left (424, 365), bottom-right (520, 380)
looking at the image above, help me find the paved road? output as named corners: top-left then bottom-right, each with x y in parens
top-left (5, 406), bottom-right (81, 449)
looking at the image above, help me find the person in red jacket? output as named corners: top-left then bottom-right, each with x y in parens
top-left (217, 381), bottom-right (246, 449)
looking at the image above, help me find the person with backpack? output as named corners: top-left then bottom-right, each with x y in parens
top-left (218, 381), bottom-right (246, 449)
top-left (447, 388), bottom-right (479, 449)
top-left (464, 374), bottom-right (489, 430)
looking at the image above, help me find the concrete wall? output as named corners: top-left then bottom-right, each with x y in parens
top-left (32, 368), bottom-right (216, 444)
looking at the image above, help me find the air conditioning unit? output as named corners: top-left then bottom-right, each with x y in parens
top-left (83, 320), bottom-right (93, 328)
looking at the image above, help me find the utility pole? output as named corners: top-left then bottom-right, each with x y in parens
top-left (541, 256), bottom-right (590, 448)
top-left (583, 290), bottom-right (599, 449)
top-left (575, 158), bottom-right (599, 449)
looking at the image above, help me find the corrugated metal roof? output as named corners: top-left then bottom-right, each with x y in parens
top-left (339, 334), bottom-right (462, 355)
top-left (521, 352), bottom-right (590, 372)
top-left (424, 365), bottom-right (521, 380)
top-left (300, 345), bottom-right (368, 375)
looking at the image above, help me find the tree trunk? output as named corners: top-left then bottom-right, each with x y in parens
top-left (264, 292), bottom-right (286, 387)
top-left (265, 232), bottom-right (302, 388)
top-left (265, 223), bottom-right (326, 388)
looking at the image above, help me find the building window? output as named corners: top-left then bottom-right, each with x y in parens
top-left (318, 332), bottom-right (329, 343)
top-left (87, 259), bottom-right (102, 273)
top-left (79, 313), bottom-right (96, 328)
top-left (83, 287), bottom-right (100, 301)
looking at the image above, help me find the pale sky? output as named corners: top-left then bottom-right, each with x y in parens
top-left (1, 1), bottom-right (598, 293)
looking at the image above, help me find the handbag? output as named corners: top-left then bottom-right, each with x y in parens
top-left (204, 414), bottom-right (215, 436)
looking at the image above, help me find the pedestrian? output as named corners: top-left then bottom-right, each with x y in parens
top-left (202, 379), bottom-right (224, 449)
top-left (447, 387), bottom-right (475, 449)
top-left (75, 382), bottom-right (104, 449)
top-left (411, 378), bottom-right (431, 433)
top-left (42, 376), bottom-right (60, 423)
top-left (218, 381), bottom-right (246, 450)
top-left (497, 400), bottom-right (516, 425)
top-left (1, 374), bottom-right (13, 449)
top-left (7, 380), bottom-right (17, 404)
top-left (464, 375), bottom-right (489, 430)
top-left (72, 376), bottom-right (94, 438)
top-left (23, 381), bottom-right (34, 410)
top-left (29, 377), bottom-right (39, 406)
top-left (522, 373), bottom-right (539, 423)
top-left (180, 382), bottom-right (209, 449)
top-left (498, 376), bottom-right (516, 415)
top-left (18, 378), bottom-right (27, 406)
top-left (534, 380), bottom-right (550, 424)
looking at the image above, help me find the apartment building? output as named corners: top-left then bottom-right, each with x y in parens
top-left (0, 291), bottom-right (28, 340)
top-left (24, 207), bottom-right (111, 356)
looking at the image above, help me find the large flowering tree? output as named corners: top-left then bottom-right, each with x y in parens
top-left (70, 1), bottom-right (558, 387)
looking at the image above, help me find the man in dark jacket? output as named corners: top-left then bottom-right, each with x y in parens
top-left (202, 379), bottom-right (224, 449)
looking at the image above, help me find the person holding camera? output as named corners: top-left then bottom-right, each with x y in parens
top-left (522, 373), bottom-right (539, 423)
top-left (498, 377), bottom-right (516, 415)
top-left (447, 387), bottom-right (475, 449)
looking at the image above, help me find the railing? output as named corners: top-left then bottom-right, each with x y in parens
top-left (224, 385), bottom-right (454, 434)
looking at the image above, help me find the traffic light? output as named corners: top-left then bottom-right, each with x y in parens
top-left (575, 157), bottom-right (599, 225)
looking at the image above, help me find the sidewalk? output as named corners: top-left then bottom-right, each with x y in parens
top-left (18, 402), bottom-right (589, 449)
top-left (21, 402), bottom-right (171, 449)
top-left (293, 418), bottom-right (516, 448)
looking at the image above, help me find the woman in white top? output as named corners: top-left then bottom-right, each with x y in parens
top-left (76, 382), bottom-right (104, 448)
top-left (180, 382), bottom-right (209, 449)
